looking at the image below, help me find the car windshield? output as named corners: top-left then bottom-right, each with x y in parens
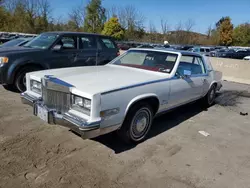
top-left (1, 38), bottom-right (25, 47)
top-left (24, 33), bottom-right (59, 49)
top-left (111, 50), bottom-right (178, 73)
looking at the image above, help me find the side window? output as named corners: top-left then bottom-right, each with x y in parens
top-left (80, 36), bottom-right (97, 49)
top-left (205, 49), bottom-right (210, 52)
top-left (100, 38), bottom-right (116, 49)
top-left (200, 48), bottom-right (205, 52)
top-left (193, 57), bottom-right (206, 74)
top-left (58, 36), bottom-right (77, 50)
top-left (178, 56), bottom-right (206, 75)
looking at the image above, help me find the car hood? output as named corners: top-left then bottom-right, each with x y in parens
top-left (0, 46), bottom-right (42, 54)
top-left (30, 64), bottom-right (169, 95)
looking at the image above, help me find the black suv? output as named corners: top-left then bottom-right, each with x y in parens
top-left (0, 32), bottom-right (119, 92)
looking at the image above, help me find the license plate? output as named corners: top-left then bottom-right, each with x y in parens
top-left (37, 105), bottom-right (48, 123)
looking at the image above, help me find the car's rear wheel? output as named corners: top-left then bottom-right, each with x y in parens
top-left (203, 84), bottom-right (216, 107)
top-left (118, 102), bottom-right (153, 144)
top-left (15, 66), bottom-right (41, 93)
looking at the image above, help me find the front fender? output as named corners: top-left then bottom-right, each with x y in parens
top-left (7, 58), bottom-right (47, 84)
top-left (125, 93), bottom-right (159, 116)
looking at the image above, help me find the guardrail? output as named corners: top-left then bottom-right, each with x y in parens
top-left (209, 57), bottom-right (250, 85)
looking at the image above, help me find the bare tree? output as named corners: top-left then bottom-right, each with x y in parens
top-left (173, 21), bottom-right (183, 44)
top-left (149, 21), bottom-right (156, 33)
top-left (148, 21), bottom-right (157, 42)
top-left (206, 24), bottom-right (213, 38)
top-left (107, 6), bottom-right (118, 19)
top-left (3, 0), bottom-right (20, 13)
top-left (35, 0), bottom-right (52, 32)
top-left (68, 5), bottom-right (85, 30)
top-left (117, 5), bottom-right (145, 30)
top-left (160, 19), bottom-right (168, 34)
top-left (161, 18), bottom-right (171, 42)
top-left (38, 0), bottom-right (52, 18)
top-left (185, 18), bottom-right (195, 32)
top-left (184, 19), bottom-right (195, 44)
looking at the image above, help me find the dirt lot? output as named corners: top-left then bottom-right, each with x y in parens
top-left (0, 81), bottom-right (250, 188)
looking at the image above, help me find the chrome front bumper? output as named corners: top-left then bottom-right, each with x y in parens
top-left (21, 93), bottom-right (102, 139)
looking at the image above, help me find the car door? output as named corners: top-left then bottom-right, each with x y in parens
top-left (74, 35), bottom-right (98, 66)
top-left (98, 37), bottom-right (119, 65)
top-left (167, 55), bottom-right (205, 108)
top-left (49, 35), bottom-right (79, 68)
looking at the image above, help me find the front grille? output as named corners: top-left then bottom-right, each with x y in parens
top-left (42, 86), bottom-right (71, 114)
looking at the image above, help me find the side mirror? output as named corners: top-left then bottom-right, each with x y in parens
top-left (176, 69), bottom-right (191, 79)
top-left (207, 69), bottom-right (213, 72)
top-left (52, 44), bottom-right (62, 51)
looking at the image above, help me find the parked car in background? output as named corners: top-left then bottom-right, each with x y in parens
top-left (0, 31), bottom-right (119, 92)
top-left (117, 42), bottom-right (130, 50)
top-left (137, 44), bottom-right (155, 48)
top-left (0, 33), bottom-right (18, 43)
top-left (216, 49), bottom-right (250, 59)
top-left (176, 45), bottom-right (194, 51)
top-left (188, 47), bottom-right (213, 56)
top-left (21, 48), bottom-right (222, 144)
top-left (243, 56), bottom-right (250, 60)
top-left (209, 48), bottom-right (229, 57)
top-left (0, 37), bottom-right (33, 48)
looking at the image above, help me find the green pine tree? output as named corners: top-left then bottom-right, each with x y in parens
top-left (83, 0), bottom-right (106, 33)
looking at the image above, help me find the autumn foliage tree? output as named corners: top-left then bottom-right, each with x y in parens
top-left (102, 17), bottom-right (124, 40)
top-left (217, 16), bottom-right (233, 46)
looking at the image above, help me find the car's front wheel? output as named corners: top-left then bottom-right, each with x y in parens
top-left (15, 66), bottom-right (41, 92)
top-left (3, 84), bottom-right (18, 92)
top-left (118, 102), bottom-right (153, 144)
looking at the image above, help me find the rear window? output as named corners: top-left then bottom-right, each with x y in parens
top-left (100, 38), bottom-right (116, 49)
top-left (80, 36), bottom-right (97, 49)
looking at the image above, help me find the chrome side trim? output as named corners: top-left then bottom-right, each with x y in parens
top-left (102, 77), bottom-right (179, 95)
top-left (190, 73), bottom-right (209, 77)
top-left (102, 73), bottom-right (209, 95)
top-left (155, 95), bottom-right (203, 116)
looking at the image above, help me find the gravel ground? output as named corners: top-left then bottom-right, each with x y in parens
top-left (0, 81), bottom-right (250, 188)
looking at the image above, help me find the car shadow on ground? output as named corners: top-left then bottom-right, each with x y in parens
top-left (74, 90), bottom-right (249, 154)
top-left (92, 89), bottom-right (250, 154)
top-left (92, 101), bottom-right (208, 154)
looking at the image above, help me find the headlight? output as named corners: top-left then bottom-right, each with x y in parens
top-left (0, 57), bottom-right (8, 65)
top-left (30, 80), bottom-right (42, 94)
top-left (72, 95), bottom-right (91, 115)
